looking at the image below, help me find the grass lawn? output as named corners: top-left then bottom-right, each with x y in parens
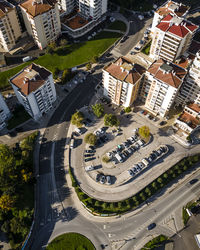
top-left (7, 105), bottom-right (31, 130)
top-left (107, 21), bottom-right (127, 32)
top-left (141, 41), bottom-right (152, 55)
top-left (47, 233), bottom-right (95, 250)
top-left (0, 31), bottom-right (121, 91)
top-left (141, 235), bottom-right (168, 250)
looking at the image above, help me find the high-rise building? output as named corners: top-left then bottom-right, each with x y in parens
top-left (103, 57), bottom-right (145, 107)
top-left (151, 1), bottom-right (189, 33)
top-left (150, 14), bottom-right (198, 62)
top-left (20, 0), bottom-right (61, 49)
top-left (143, 59), bottom-right (187, 117)
top-left (10, 63), bottom-right (57, 120)
top-left (177, 50), bottom-right (200, 106)
top-left (0, 0), bottom-right (22, 51)
top-left (0, 93), bottom-right (11, 130)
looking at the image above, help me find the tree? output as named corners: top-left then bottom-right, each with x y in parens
top-left (102, 155), bottom-right (110, 163)
top-left (53, 67), bottom-right (60, 79)
top-left (104, 113), bottom-right (119, 127)
top-left (124, 107), bottom-right (131, 113)
top-left (0, 144), bottom-right (15, 176)
top-left (60, 39), bottom-right (68, 46)
top-left (71, 111), bottom-right (84, 127)
top-left (62, 69), bottom-right (71, 83)
top-left (92, 103), bottom-right (104, 118)
top-left (1, 221), bottom-right (10, 233)
top-left (86, 62), bottom-right (92, 71)
top-left (138, 126), bottom-right (150, 139)
top-left (0, 194), bottom-right (15, 211)
top-left (84, 133), bottom-right (97, 145)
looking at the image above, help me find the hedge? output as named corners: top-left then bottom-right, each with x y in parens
top-left (69, 154), bottom-right (200, 215)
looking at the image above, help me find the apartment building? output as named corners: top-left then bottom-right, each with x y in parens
top-left (143, 59), bottom-right (187, 117)
top-left (174, 103), bottom-right (200, 134)
top-left (20, 0), bottom-right (61, 50)
top-left (10, 63), bottom-right (57, 120)
top-left (103, 57), bottom-right (145, 107)
top-left (150, 14), bottom-right (198, 62)
top-left (0, 93), bottom-right (11, 130)
top-left (151, 1), bottom-right (189, 33)
top-left (177, 50), bottom-right (200, 106)
top-left (0, 0), bottom-right (22, 51)
top-left (61, 0), bottom-right (107, 37)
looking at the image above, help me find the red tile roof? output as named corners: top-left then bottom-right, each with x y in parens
top-left (20, 0), bottom-right (57, 18)
top-left (104, 57), bottom-right (145, 85)
top-left (0, 0), bottom-right (13, 19)
top-left (10, 63), bottom-right (51, 96)
top-left (179, 112), bottom-right (199, 129)
top-left (148, 59), bottom-right (186, 88)
top-left (156, 1), bottom-right (189, 18)
top-left (156, 14), bottom-right (198, 38)
top-left (188, 103), bottom-right (200, 113)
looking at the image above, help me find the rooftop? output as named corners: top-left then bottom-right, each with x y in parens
top-left (148, 59), bottom-right (187, 88)
top-left (0, 0), bottom-right (14, 19)
top-left (156, 14), bottom-right (198, 38)
top-left (104, 57), bottom-right (145, 85)
top-left (20, 0), bottom-right (57, 18)
top-left (10, 63), bottom-right (51, 96)
top-left (156, 1), bottom-right (189, 18)
top-left (179, 111), bottom-right (199, 129)
top-left (187, 103), bottom-right (200, 113)
top-left (61, 12), bottom-right (89, 30)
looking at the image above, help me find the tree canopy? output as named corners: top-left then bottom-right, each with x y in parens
top-left (84, 133), bottom-right (97, 145)
top-left (71, 111), bottom-right (84, 128)
top-left (92, 103), bottom-right (104, 118)
top-left (104, 114), bottom-right (120, 127)
top-left (138, 126), bottom-right (150, 139)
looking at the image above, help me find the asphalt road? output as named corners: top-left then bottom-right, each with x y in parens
top-left (29, 70), bottom-right (111, 250)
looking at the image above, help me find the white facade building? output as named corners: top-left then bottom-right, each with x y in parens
top-left (0, 0), bottom-right (22, 52)
top-left (178, 50), bottom-right (200, 106)
top-left (10, 63), bottom-right (57, 120)
top-left (144, 59), bottom-right (186, 117)
top-left (0, 93), bottom-right (11, 130)
top-left (103, 57), bottom-right (145, 107)
top-left (150, 14), bottom-right (198, 62)
top-left (174, 103), bottom-right (200, 134)
top-left (20, 0), bottom-right (61, 50)
top-left (151, 1), bottom-right (189, 33)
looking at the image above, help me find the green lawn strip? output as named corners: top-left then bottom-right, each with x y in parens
top-left (46, 233), bottom-right (95, 250)
top-left (182, 200), bottom-right (198, 225)
top-left (141, 41), bottom-right (152, 55)
top-left (69, 154), bottom-right (200, 215)
top-left (141, 235), bottom-right (169, 249)
top-left (7, 106), bottom-right (31, 130)
top-left (107, 21), bottom-right (127, 32)
top-left (0, 31), bottom-right (121, 91)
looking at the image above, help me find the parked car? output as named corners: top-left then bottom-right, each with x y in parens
top-left (189, 179), bottom-right (198, 185)
top-left (106, 175), bottom-right (111, 185)
top-left (96, 173), bottom-right (101, 182)
top-left (84, 153), bottom-right (94, 157)
top-left (128, 169), bottom-right (134, 176)
top-left (159, 121), bottom-right (167, 126)
top-left (100, 175), bottom-right (106, 184)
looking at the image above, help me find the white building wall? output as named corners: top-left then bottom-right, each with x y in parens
top-left (27, 93), bottom-right (41, 120)
top-left (101, 0), bottom-right (107, 15)
top-left (103, 70), bottom-right (110, 97)
top-left (124, 83), bottom-right (133, 107)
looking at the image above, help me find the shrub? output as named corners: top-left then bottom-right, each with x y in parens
top-left (102, 155), bottom-right (110, 163)
top-left (104, 113), bottom-right (120, 127)
top-left (138, 126), bottom-right (150, 139)
top-left (71, 111), bottom-right (84, 128)
top-left (86, 63), bottom-right (92, 71)
top-left (84, 133), bottom-right (97, 146)
top-left (92, 103), bottom-right (104, 118)
top-left (124, 107), bottom-right (131, 113)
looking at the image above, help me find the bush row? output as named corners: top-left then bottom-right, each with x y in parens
top-left (69, 154), bottom-right (200, 215)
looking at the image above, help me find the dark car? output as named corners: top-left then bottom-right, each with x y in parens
top-left (189, 179), bottom-right (198, 185)
top-left (147, 223), bottom-right (156, 230)
top-left (120, 110), bottom-right (125, 115)
top-left (8, 131), bottom-right (17, 137)
top-left (16, 127), bottom-right (23, 132)
top-left (89, 145), bottom-right (95, 150)
top-left (85, 149), bottom-right (96, 153)
top-left (159, 121), bottom-right (167, 126)
top-left (96, 173), bottom-right (101, 182)
top-left (84, 154), bottom-right (94, 157)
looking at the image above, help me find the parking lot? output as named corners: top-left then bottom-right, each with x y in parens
top-left (69, 100), bottom-right (191, 201)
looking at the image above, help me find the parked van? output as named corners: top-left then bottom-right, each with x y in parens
top-left (70, 139), bottom-right (74, 149)
top-left (22, 56), bottom-right (32, 62)
top-left (142, 158), bottom-right (149, 167)
top-left (115, 153), bottom-right (123, 163)
top-left (75, 127), bottom-right (82, 135)
top-left (85, 165), bottom-right (94, 171)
